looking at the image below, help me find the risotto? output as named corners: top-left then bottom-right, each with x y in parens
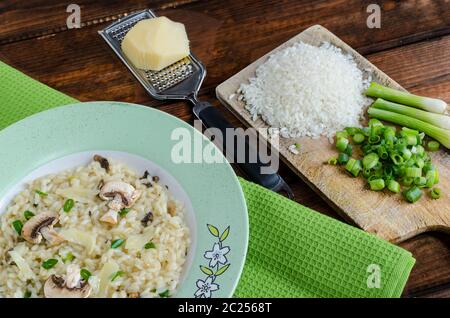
top-left (0, 156), bottom-right (190, 298)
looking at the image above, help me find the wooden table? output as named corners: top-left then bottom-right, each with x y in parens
top-left (1, 0), bottom-right (449, 298)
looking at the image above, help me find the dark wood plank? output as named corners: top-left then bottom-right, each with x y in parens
top-left (1, 0), bottom-right (450, 52)
top-left (1, 0), bottom-right (450, 298)
top-left (401, 233), bottom-right (450, 298)
top-left (0, 0), bottom-right (200, 44)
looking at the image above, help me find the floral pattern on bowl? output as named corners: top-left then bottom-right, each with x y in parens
top-left (194, 224), bottom-right (231, 298)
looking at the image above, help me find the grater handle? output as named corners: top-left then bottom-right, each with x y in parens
top-left (194, 101), bottom-right (294, 198)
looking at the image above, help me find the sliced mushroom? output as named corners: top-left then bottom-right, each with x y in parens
top-left (99, 181), bottom-right (141, 207)
top-left (93, 154), bottom-right (110, 172)
top-left (98, 181), bottom-right (141, 225)
top-left (22, 212), bottom-right (65, 245)
top-left (44, 264), bottom-right (91, 298)
top-left (107, 194), bottom-right (124, 211)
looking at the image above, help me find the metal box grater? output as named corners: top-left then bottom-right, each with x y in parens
top-left (98, 9), bottom-right (206, 101)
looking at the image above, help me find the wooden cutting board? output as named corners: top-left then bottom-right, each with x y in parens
top-left (216, 25), bottom-right (450, 243)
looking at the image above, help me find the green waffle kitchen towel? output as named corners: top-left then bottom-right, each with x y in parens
top-left (0, 60), bottom-right (415, 297)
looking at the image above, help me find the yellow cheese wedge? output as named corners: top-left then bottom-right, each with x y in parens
top-left (125, 226), bottom-right (155, 252)
top-left (121, 16), bottom-right (190, 71)
top-left (8, 250), bottom-right (36, 281)
top-left (60, 228), bottom-right (96, 255)
top-left (97, 261), bottom-right (119, 297)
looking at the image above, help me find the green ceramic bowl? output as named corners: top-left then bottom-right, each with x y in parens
top-left (0, 102), bottom-right (248, 298)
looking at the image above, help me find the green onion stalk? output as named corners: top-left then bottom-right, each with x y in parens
top-left (372, 98), bottom-right (450, 130)
top-left (367, 107), bottom-right (450, 149)
top-left (365, 82), bottom-right (447, 114)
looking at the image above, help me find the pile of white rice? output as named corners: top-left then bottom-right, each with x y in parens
top-left (0, 158), bottom-right (190, 298)
top-left (239, 41), bottom-right (372, 139)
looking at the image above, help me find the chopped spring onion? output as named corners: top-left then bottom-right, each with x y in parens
top-left (42, 258), bottom-right (58, 270)
top-left (144, 242), bottom-right (156, 249)
top-left (12, 220), bottom-right (23, 235)
top-left (425, 170), bottom-right (439, 188)
top-left (369, 118), bottom-right (384, 128)
top-left (345, 127), bottom-right (360, 136)
top-left (390, 153), bottom-right (404, 165)
top-left (159, 290), bottom-right (170, 298)
top-left (344, 144), bottom-right (353, 156)
top-left (338, 153), bottom-right (349, 164)
top-left (336, 131), bottom-right (348, 139)
top-left (332, 119), bottom-right (441, 203)
top-left (353, 133), bottom-right (365, 144)
top-left (430, 188), bottom-right (441, 199)
top-left (402, 177), bottom-right (414, 186)
top-left (336, 137), bottom-right (349, 152)
top-left (24, 290), bottom-right (32, 298)
top-left (35, 189), bottom-right (48, 197)
top-left (365, 82), bottom-right (447, 114)
top-left (403, 187), bottom-right (423, 203)
top-left (23, 210), bottom-right (35, 220)
top-left (372, 98), bottom-right (450, 130)
top-left (414, 176), bottom-right (427, 187)
top-left (111, 239), bottom-right (125, 249)
top-left (387, 180), bottom-right (400, 193)
top-left (377, 146), bottom-right (389, 160)
top-left (405, 167), bottom-right (422, 178)
top-left (345, 159), bottom-right (362, 177)
top-left (327, 157), bottom-right (338, 165)
top-left (110, 270), bottom-right (125, 282)
top-left (80, 269), bottom-right (92, 281)
top-left (367, 107), bottom-right (450, 149)
top-left (362, 153), bottom-right (379, 170)
top-left (369, 179), bottom-right (385, 191)
top-left (118, 208), bottom-right (130, 217)
top-left (62, 252), bottom-right (75, 263)
top-left (427, 141), bottom-right (440, 152)
top-left (63, 199), bottom-right (75, 213)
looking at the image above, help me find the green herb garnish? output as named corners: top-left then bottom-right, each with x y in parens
top-left (111, 238), bottom-right (125, 249)
top-left (12, 220), bottom-right (23, 235)
top-left (80, 269), bottom-right (92, 281)
top-left (23, 210), bottom-right (35, 220)
top-left (35, 189), bottom-right (48, 197)
top-left (110, 270), bottom-right (124, 282)
top-left (63, 199), bottom-right (75, 212)
top-left (62, 252), bottom-right (75, 263)
top-left (42, 258), bottom-right (58, 269)
top-left (159, 290), bottom-right (170, 298)
top-left (24, 290), bottom-right (32, 298)
top-left (118, 208), bottom-right (130, 217)
top-left (144, 242), bottom-right (156, 249)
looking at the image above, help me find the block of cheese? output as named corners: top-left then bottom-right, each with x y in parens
top-left (121, 16), bottom-right (190, 71)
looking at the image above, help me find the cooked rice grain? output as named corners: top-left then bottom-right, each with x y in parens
top-left (0, 159), bottom-right (190, 298)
